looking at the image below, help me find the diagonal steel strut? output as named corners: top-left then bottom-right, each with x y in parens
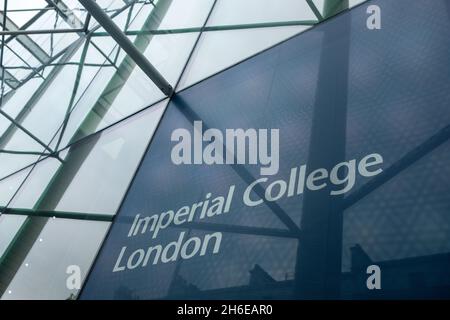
top-left (78, 0), bottom-right (173, 96)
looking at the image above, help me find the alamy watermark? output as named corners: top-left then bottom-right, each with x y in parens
top-left (171, 121), bottom-right (280, 176)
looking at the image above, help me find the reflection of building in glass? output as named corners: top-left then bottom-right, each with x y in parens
top-left (165, 246), bottom-right (450, 300)
top-left (1, 0), bottom-right (450, 300)
top-left (343, 246), bottom-right (450, 299)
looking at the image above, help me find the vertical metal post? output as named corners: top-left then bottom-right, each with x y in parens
top-left (295, 0), bottom-right (350, 299)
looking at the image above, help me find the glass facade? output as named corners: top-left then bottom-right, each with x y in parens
top-left (1, 0), bottom-right (450, 300)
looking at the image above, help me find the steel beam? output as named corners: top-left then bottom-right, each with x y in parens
top-left (306, 0), bottom-right (324, 21)
top-left (295, 0), bottom-right (350, 299)
top-left (78, 0), bottom-right (173, 96)
top-left (0, 28), bottom-right (84, 36)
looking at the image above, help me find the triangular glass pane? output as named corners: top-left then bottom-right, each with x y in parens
top-left (206, 0), bottom-right (317, 26)
top-left (177, 26), bottom-right (310, 90)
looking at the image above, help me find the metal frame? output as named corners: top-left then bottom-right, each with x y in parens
top-left (0, 0), bottom-right (324, 100)
top-left (0, 0), bottom-right (379, 299)
top-left (0, 0), bottom-right (357, 232)
top-left (0, 0), bottom-right (335, 172)
top-left (78, 0), bottom-right (173, 95)
top-left (0, 0), bottom-right (358, 218)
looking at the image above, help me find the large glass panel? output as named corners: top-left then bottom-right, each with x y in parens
top-left (81, 0), bottom-right (450, 299)
top-left (10, 99), bottom-right (168, 215)
top-left (82, 18), bottom-right (323, 299)
top-left (1, 217), bottom-right (110, 300)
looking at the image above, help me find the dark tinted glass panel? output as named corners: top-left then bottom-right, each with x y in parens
top-left (81, 0), bottom-right (450, 299)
